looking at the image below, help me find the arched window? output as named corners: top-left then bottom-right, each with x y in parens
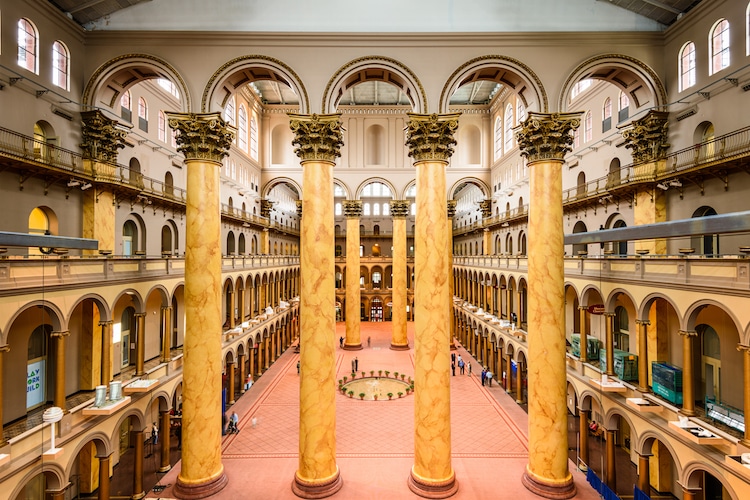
top-left (614, 306), bottom-right (630, 352)
top-left (570, 79), bottom-right (592, 100)
top-left (503, 104), bottom-right (514, 153)
top-left (238, 105), bottom-right (248, 152)
top-left (618, 91), bottom-right (629, 122)
top-left (373, 203), bottom-right (380, 216)
top-left (161, 225), bottom-right (173, 255)
top-left (164, 171), bottom-right (174, 196)
top-left (584, 111), bottom-right (592, 143)
top-left (602, 97), bottom-right (612, 132)
top-left (363, 203), bottom-right (371, 216)
top-left (710, 19), bottom-right (731, 75)
top-left (517, 100), bottom-right (526, 123)
top-left (573, 128), bottom-right (580, 149)
top-left (382, 203), bottom-right (389, 216)
top-left (224, 96), bottom-right (236, 145)
top-left (17, 18), bottom-right (38, 73)
top-left (494, 117), bottom-right (502, 160)
top-left (158, 111), bottom-right (167, 142)
top-left (250, 115), bottom-right (258, 160)
top-left (52, 41), bottom-right (69, 90)
top-left (335, 202), bottom-right (342, 216)
top-left (138, 97), bottom-right (148, 131)
top-left (121, 91), bottom-right (132, 121)
top-left (122, 220), bottom-right (138, 256)
top-left (679, 41), bottom-right (697, 91)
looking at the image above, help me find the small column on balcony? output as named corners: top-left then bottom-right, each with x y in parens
top-left (99, 320), bottom-right (113, 385)
top-left (134, 313), bottom-right (146, 376)
top-left (578, 305), bottom-right (589, 363)
top-left (0, 345), bottom-right (9, 446)
top-left (739, 344), bottom-right (750, 446)
top-left (605, 312), bottom-right (615, 377)
top-left (80, 110), bottom-right (130, 256)
top-left (51, 331), bottom-right (70, 410)
top-left (621, 110), bottom-right (670, 255)
top-left (636, 319), bottom-right (651, 392)
top-left (343, 199), bottom-right (363, 350)
top-left (161, 306), bottom-right (172, 363)
top-left (479, 199), bottom-right (492, 256)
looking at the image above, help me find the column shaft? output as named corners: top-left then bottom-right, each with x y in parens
top-left (579, 409), bottom-right (590, 470)
top-left (638, 454), bottom-right (650, 493)
top-left (681, 330), bottom-right (696, 415)
top-left (135, 313), bottom-right (146, 376)
top-left (227, 362), bottom-right (236, 405)
top-left (578, 306), bottom-right (588, 363)
top-left (52, 331), bottom-right (68, 410)
top-left (344, 207), bottom-right (363, 350)
top-left (605, 429), bottom-right (616, 490)
top-left (637, 320), bottom-right (650, 392)
top-left (294, 157), bottom-right (341, 496)
top-left (98, 455), bottom-right (111, 500)
top-left (391, 207), bottom-right (408, 350)
top-left (161, 307), bottom-right (172, 363)
top-left (0, 346), bottom-right (8, 446)
top-left (133, 430), bottom-right (145, 499)
top-left (100, 321), bottom-right (113, 385)
top-left (605, 313), bottom-right (615, 377)
top-left (160, 409), bottom-right (172, 472)
top-left (741, 345), bottom-right (750, 446)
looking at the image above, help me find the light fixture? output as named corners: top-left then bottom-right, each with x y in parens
top-left (67, 179), bottom-right (81, 187)
top-left (656, 183), bottom-right (669, 191)
top-left (669, 179), bottom-right (682, 187)
top-left (501, 222), bottom-right (510, 228)
top-left (80, 182), bottom-right (92, 191)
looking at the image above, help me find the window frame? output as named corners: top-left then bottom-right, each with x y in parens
top-left (52, 40), bottom-right (70, 90)
top-left (679, 41), bottom-right (697, 91)
top-left (709, 18), bottom-right (731, 76)
top-left (17, 18), bottom-right (39, 74)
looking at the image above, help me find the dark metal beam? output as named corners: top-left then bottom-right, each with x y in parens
top-left (0, 231), bottom-right (98, 250)
top-left (564, 211), bottom-right (750, 245)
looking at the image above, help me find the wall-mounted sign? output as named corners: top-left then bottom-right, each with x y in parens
top-left (27, 360), bottom-right (45, 408)
top-left (587, 304), bottom-right (606, 315)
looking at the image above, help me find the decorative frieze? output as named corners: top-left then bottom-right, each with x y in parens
top-left (390, 200), bottom-right (410, 218)
top-left (343, 200), bottom-right (363, 218)
top-left (165, 112), bottom-right (234, 163)
top-left (516, 112), bottom-right (581, 163)
top-left (289, 113), bottom-right (344, 162)
top-left (621, 110), bottom-right (670, 163)
top-left (80, 110), bottom-right (130, 162)
top-left (405, 113), bottom-right (461, 162)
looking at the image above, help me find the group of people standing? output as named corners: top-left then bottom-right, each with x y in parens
top-left (450, 352), bottom-right (494, 386)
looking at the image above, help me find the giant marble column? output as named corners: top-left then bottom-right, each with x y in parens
top-left (517, 112), bottom-right (581, 499)
top-left (406, 113), bottom-right (460, 498)
top-left (390, 200), bottom-right (410, 350)
top-left (289, 113), bottom-right (344, 498)
top-left (166, 112), bottom-right (233, 499)
top-left (343, 200), bottom-right (363, 350)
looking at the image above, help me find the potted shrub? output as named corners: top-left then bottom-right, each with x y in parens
top-left (370, 370), bottom-right (375, 377)
top-left (384, 371), bottom-right (390, 377)
top-left (343, 376), bottom-right (348, 383)
top-left (351, 372), bottom-right (356, 379)
top-left (361, 371), bottom-right (366, 378)
top-left (401, 374), bottom-right (406, 381)
top-left (378, 370), bottom-right (382, 377)
top-left (394, 372), bottom-right (399, 379)
top-left (387, 392), bottom-right (393, 400)
top-left (397, 392), bottom-right (403, 398)
top-left (374, 394), bottom-right (378, 400)
top-left (359, 392), bottom-right (366, 400)
top-left (348, 391), bottom-right (354, 398)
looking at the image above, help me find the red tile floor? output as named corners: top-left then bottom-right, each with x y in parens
top-left (148, 322), bottom-right (601, 499)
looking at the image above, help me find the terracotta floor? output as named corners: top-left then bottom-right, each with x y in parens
top-left (148, 322), bottom-right (601, 500)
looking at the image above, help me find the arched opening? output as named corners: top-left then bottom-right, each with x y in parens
top-left (572, 221), bottom-right (588, 256)
top-left (691, 206), bottom-right (719, 256)
top-left (122, 220), bottom-right (139, 256)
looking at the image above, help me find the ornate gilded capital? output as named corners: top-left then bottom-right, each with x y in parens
top-left (678, 330), bottom-right (698, 337)
top-left (621, 110), bottom-right (670, 163)
top-left (260, 199), bottom-right (276, 218)
top-left (165, 112), bottom-right (234, 163)
top-left (447, 200), bottom-right (457, 219)
top-left (342, 200), bottom-right (363, 218)
top-left (289, 113), bottom-right (344, 163)
top-left (516, 112), bottom-right (582, 163)
top-left (390, 200), bottom-right (410, 218)
top-left (405, 113), bottom-right (461, 162)
top-left (736, 344), bottom-right (750, 353)
top-left (0, 344), bottom-right (10, 353)
top-left (80, 109), bottom-right (130, 162)
top-left (295, 200), bottom-right (302, 217)
top-left (51, 330), bottom-right (70, 338)
top-left (635, 319), bottom-right (651, 326)
top-left (478, 199), bottom-right (492, 218)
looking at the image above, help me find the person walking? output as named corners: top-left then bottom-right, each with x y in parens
top-left (296, 360), bottom-right (300, 374)
top-left (339, 336), bottom-right (344, 348)
top-left (468, 362), bottom-right (472, 377)
top-left (481, 368), bottom-right (486, 386)
top-left (458, 358), bottom-right (465, 375)
top-left (151, 422), bottom-right (158, 445)
top-left (354, 357), bottom-right (359, 372)
top-left (451, 361), bottom-right (455, 376)
top-left (486, 369), bottom-right (493, 386)
top-left (367, 336), bottom-right (371, 348)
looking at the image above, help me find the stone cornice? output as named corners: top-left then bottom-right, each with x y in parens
top-left (165, 112), bottom-right (234, 163)
top-left (289, 113), bottom-right (344, 163)
top-left (516, 112), bottom-right (582, 163)
top-left (405, 113), bottom-right (461, 163)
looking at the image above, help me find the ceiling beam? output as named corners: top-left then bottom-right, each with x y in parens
top-left (640, 0), bottom-right (681, 15)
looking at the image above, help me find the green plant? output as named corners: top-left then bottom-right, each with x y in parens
top-left (394, 372), bottom-right (399, 379)
top-left (359, 393), bottom-right (365, 400)
top-left (348, 391), bottom-right (353, 398)
top-left (397, 392), bottom-right (403, 398)
top-left (387, 392), bottom-right (393, 399)
top-left (370, 370), bottom-right (375, 376)
top-left (338, 379), bottom-right (342, 385)
top-left (401, 374), bottom-right (406, 381)
top-left (374, 394), bottom-right (378, 400)
top-left (343, 376), bottom-right (348, 383)
top-left (378, 370), bottom-right (382, 376)
top-left (384, 371), bottom-right (390, 377)
top-left (361, 371), bottom-right (366, 378)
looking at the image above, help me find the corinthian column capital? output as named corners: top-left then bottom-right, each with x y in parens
top-left (516, 112), bottom-right (582, 163)
top-left (80, 109), bottom-right (131, 162)
top-left (447, 200), bottom-right (457, 219)
top-left (343, 200), bottom-right (363, 218)
top-left (390, 200), bottom-right (410, 218)
top-left (166, 112), bottom-right (234, 163)
top-left (289, 113), bottom-right (344, 163)
top-left (621, 110), bottom-right (670, 163)
top-left (405, 113), bottom-right (461, 162)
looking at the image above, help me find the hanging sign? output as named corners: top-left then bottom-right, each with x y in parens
top-left (27, 360), bottom-right (45, 408)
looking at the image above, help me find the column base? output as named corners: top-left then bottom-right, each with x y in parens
top-left (343, 344), bottom-right (363, 351)
top-left (158, 464), bottom-right (172, 473)
top-left (390, 343), bottom-right (410, 351)
top-left (521, 469), bottom-right (576, 500)
top-left (132, 492), bottom-right (145, 500)
top-left (407, 469), bottom-right (458, 499)
top-left (174, 471), bottom-right (228, 499)
top-left (292, 469), bottom-right (343, 499)
top-left (680, 408), bottom-right (696, 417)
